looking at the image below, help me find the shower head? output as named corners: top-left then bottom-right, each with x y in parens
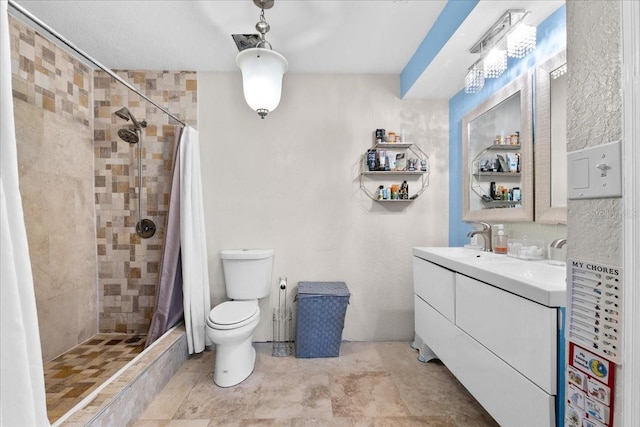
top-left (113, 107), bottom-right (147, 129)
top-left (118, 127), bottom-right (140, 144)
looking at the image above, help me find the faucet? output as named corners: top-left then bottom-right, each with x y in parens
top-left (467, 222), bottom-right (492, 252)
top-left (550, 238), bottom-right (567, 249)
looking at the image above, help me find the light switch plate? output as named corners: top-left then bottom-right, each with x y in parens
top-left (567, 140), bottom-right (622, 199)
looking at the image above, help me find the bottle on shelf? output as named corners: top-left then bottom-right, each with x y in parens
top-left (494, 224), bottom-right (507, 254)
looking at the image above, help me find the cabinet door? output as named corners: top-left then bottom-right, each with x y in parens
top-left (455, 274), bottom-right (557, 394)
top-left (413, 257), bottom-right (455, 322)
top-left (414, 295), bottom-right (461, 369)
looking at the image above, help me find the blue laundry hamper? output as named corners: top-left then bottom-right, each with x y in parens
top-left (295, 281), bottom-right (350, 358)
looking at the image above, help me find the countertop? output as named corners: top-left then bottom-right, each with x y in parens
top-left (413, 246), bottom-right (567, 307)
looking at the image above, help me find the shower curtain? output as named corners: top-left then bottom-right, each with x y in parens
top-left (147, 126), bottom-right (211, 353)
top-left (0, 0), bottom-right (50, 424)
top-left (146, 127), bottom-right (185, 347)
top-left (180, 126), bottom-right (212, 354)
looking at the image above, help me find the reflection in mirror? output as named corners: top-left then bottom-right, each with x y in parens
top-left (468, 93), bottom-right (520, 212)
top-left (550, 65), bottom-right (567, 207)
top-left (535, 50), bottom-right (567, 224)
top-left (462, 72), bottom-right (533, 223)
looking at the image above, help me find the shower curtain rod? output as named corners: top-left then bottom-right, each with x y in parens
top-left (7, 0), bottom-right (187, 127)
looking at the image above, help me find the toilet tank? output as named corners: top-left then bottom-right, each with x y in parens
top-left (221, 249), bottom-right (274, 299)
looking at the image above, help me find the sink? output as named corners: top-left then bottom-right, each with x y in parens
top-left (413, 246), bottom-right (568, 306)
top-left (419, 246), bottom-right (491, 259)
top-left (495, 261), bottom-right (566, 289)
top-left (427, 247), bottom-right (520, 263)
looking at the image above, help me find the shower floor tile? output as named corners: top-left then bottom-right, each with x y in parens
top-left (43, 333), bottom-right (145, 423)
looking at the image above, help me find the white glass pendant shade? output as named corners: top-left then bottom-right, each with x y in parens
top-left (236, 48), bottom-right (288, 118)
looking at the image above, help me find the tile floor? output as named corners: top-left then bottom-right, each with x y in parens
top-left (134, 342), bottom-right (499, 426)
top-left (43, 334), bottom-right (145, 422)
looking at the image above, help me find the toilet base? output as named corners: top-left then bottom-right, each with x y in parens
top-left (213, 336), bottom-right (256, 387)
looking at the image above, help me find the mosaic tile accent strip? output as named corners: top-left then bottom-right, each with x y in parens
top-left (43, 334), bottom-right (146, 423)
top-left (94, 70), bottom-right (197, 334)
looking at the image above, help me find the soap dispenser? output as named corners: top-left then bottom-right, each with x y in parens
top-left (494, 224), bottom-right (507, 254)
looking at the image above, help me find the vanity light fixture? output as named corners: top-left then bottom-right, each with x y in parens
top-left (464, 9), bottom-right (536, 93)
top-left (235, 0), bottom-right (288, 119)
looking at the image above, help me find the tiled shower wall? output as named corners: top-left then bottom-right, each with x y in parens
top-left (93, 70), bottom-right (197, 333)
top-left (10, 15), bottom-right (96, 361)
top-left (11, 14), bottom-right (198, 356)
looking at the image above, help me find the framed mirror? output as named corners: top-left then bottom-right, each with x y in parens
top-left (462, 72), bottom-right (533, 223)
top-left (535, 50), bottom-right (567, 224)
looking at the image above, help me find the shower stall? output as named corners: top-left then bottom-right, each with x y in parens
top-left (8, 6), bottom-right (196, 424)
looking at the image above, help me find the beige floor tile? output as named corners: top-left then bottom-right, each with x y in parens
top-left (138, 371), bottom-right (202, 420)
top-left (178, 350), bottom-right (216, 373)
top-left (254, 372), bottom-right (332, 419)
top-left (254, 343), bottom-right (298, 374)
top-left (133, 420), bottom-right (211, 427)
top-left (330, 371), bottom-right (411, 418)
top-left (173, 372), bottom-right (263, 419)
top-left (139, 342), bottom-right (498, 426)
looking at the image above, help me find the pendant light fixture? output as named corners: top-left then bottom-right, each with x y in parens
top-left (236, 0), bottom-right (288, 119)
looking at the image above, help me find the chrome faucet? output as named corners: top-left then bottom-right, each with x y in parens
top-left (550, 238), bottom-right (567, 249)
top-left (467, 222), bottom-right (492, 252)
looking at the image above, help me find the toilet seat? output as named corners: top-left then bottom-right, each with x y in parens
top-left (208, 300), bottom-right (259, 330)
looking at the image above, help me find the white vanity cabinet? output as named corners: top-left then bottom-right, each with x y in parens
top-left (413, 253), bottom-right (561, 427)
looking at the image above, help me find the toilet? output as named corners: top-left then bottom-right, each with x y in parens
top-left (206, 249), bottom-right (274, 387)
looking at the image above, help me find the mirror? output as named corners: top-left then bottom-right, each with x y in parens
top-left (462, 72), bottom-right (533, 223)
top-left (535, 50), bottom-right (567, 224)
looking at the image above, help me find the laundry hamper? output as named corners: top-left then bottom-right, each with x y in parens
top-left (295, 281), bottom-right (350, 358)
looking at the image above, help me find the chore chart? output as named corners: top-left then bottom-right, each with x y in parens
top-left (565, 259), bottom-right (622, 427)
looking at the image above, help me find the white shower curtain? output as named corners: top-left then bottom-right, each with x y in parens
top-left (179, 126), bottom-right (212, 354)
top-left (1, 0), bottom-right (50, 425)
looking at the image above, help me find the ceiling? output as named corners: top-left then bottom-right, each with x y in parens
top-left (11, 0), bottom-right (563, 99)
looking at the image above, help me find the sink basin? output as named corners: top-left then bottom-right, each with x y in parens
top-left (495, 262), bottom-right (566, 289)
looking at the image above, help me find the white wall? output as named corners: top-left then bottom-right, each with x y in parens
top-left (198, 72), bottom-right (449, 341)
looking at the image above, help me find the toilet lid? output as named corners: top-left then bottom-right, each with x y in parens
top-left (208, 300), bottom-right (259, 329)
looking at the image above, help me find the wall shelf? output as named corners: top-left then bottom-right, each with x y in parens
top-left (359, 142), bottom-right (429, 202)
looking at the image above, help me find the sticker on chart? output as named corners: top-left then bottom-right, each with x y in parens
top-left (566, 404), bottom-right (583, 427)
top-left (587, 377), bottom-right (611, 406)
top-left (568, 383), bottom-right (585, 409)
top-left (583, 417), bottom-right (606, 427)
top-left (568, 365), bottom-right (587, 390)
top-left (585, 397), bottom-right (610, 424)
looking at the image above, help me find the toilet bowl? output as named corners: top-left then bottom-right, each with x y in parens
top-left (207, 249), bottom-right (273, 387)
top-left (206, 300), bottom-right (261, 387)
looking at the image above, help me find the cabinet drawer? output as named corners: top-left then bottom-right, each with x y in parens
top-left (413, 257), bottom-right (456, 322)
top-left (456, 274), bottom-right (557, 394)
top-left (453, 320), bottom-right (556, 427)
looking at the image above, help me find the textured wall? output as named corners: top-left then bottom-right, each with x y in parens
top-left (566, 2), bottom-right (622, 266)
top-left (93, 70), bottom-right (197, 334)
top-left (199, 72), bottom-right (450, 342)
top-left (566, 1), bottom-right (623, 425)
top-left (10, 16), bottom-right (97, 361)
